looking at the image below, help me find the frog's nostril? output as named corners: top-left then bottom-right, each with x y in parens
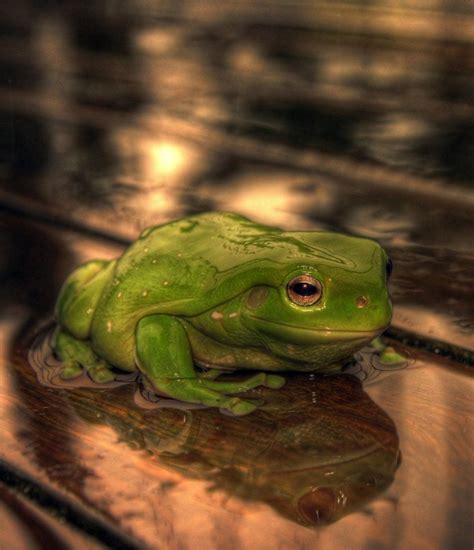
top-left (356, 295), bottom-right (369, 308)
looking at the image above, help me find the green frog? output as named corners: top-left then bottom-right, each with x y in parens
top-left (53, 212), bottom-right (394, 415)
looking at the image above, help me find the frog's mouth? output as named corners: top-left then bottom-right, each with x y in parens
top-left (248, 316), bottom-right (387, 344)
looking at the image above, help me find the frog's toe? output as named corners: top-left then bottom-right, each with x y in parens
top-left (264, 374), bottom-right (286, 389)
top-left (379, 346), bottom-right (406, 365)
top-left (60, 361), bottom-right (82, 380)
top-left (227, 397), bottom-right (258, 416)
top-left (88, 362), bottom-right (115, 383)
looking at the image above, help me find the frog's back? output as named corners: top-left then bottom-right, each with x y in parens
top-left (89, 212), bottom-right (379, 369)
top-left (95, 212), bottom-right (281, 318)
top-left (90, 213), bottom-right (279, 367)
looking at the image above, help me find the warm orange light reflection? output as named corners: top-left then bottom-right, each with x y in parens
top-left (148, 142), bottom-right (186, 177)
top-left (201, 170), bottom-right (334, 229)
top-left (393, 305), bottom-right (474, 351)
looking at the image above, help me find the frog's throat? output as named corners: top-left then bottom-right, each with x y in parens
top-left (248, 316), bottom-right (387, 344)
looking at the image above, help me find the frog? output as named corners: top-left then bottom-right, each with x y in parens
top-left (53, 212), bottom-right (394, 415)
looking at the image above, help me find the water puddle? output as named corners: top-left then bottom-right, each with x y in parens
top-left (24, 320), bottom-right (404, 526)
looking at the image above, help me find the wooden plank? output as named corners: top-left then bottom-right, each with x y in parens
top-left (3, 310), bottom-right (473, 549)
top-left (0, 483), bottom-right (105, 550)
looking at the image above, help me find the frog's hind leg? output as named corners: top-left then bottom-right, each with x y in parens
top-left (55, 259), bottom-right (115, 340)
top-left (54, 329), bottom-right (115, 383)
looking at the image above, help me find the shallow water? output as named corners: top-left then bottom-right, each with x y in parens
top-left (25, 320), bottom-right (402, 527)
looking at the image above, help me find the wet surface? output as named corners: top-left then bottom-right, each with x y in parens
top-left (1, 1), bottom-right (473, 548)
top-left (25, 321), bottom-right (402, 527)
top-left (0, 482), bottom-right (104, 550)
top-left (1, 215), bottom-right (472, 549)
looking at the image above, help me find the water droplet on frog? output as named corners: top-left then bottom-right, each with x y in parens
top-left (117, 292), bottom-right (122, 299)
top-left (356, 295), bottom-right (369, 308)
top-left (144, 247), bottom-right (149, 253)
top-left (142, 290), bottom-right (148, 297)
top-left (152, 259), bottom-right (157, 264)
top-left (112, 278), bottom-right (120, 286)
top-left (86, 308), bottom-right (93, 315)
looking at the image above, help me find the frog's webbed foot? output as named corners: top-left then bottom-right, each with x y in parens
top-left (369, 336), bottom-right (406, 365)
top-left (54, 329), bottom-right (115, 383)
top-left (60, 360), bottom-right (82, 380)
top-left (136, 315), bottom-right (284, 415)
top-left (379, 346), bottom-right (406, 365)
top-left (87, 361), bottom-right (116, 383)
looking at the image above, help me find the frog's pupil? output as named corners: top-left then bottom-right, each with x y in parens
top-left (293, 282), bottom-right (316, 296)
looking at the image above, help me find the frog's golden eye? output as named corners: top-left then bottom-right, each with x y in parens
top-left (287, 275), bottom-right (322, 306)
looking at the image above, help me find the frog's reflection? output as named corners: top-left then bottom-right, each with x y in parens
top-left (29, 325), bottom-right (400, 527)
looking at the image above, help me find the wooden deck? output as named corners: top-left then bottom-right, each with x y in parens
top-left (1, 2), bottom-right (473, 548)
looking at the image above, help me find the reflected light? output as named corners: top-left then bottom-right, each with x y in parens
top-left (202, 170), bottom-right (334, 229)
top-left (344, 206), bottom-right (413, 242)
top-left (113, 125), bottom-right (197, 184)
top-left (149, 142), bottom-right (186, 177)
top-left (393, 305), bottom-right (474, 351)
top-left (134, 27), bottom-right (180, 55)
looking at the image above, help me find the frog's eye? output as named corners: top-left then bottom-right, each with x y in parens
top-left (386, 258), bottom-right (393, 279)
top-left (287, 275), bottom-right (322, 306)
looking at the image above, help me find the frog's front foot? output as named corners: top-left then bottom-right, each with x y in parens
top-left (224, 397), bottom-right (258, 416)
top-left (197, 370), bottom-right (285, 392)
top-left (146, 373), bottom-right (285, 416)
top-left (136, 315), bottom-right (286, 415)
top-left (147, 377), bottom-right (262, 416)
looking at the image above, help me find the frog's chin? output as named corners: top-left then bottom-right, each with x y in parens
top-left (248, 316), bottom-right (387, 345)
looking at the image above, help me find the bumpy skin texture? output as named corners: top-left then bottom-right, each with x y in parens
top-left (53, 212), bottom-right (392, 414)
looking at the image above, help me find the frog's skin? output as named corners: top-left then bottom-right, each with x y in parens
top-left (53, 212), bottom-right (393, 415)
